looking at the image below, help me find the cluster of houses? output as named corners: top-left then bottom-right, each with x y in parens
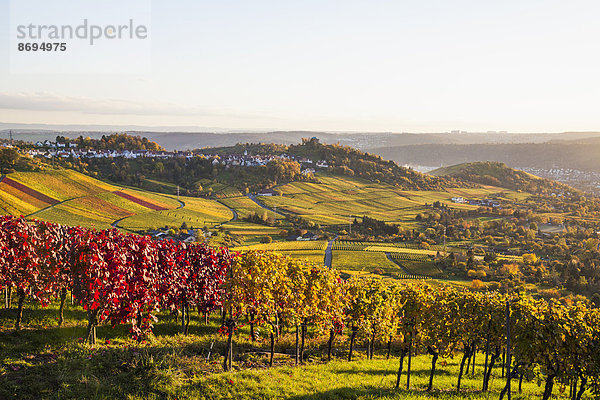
top-left (25, 142), bottom-right (331, 177)
top-left (520, 167), bottom-right (596, 194)
top-left (521, 167), bottom-right (598, 184)
top-left (28, 142), bottom-right (194, 160)
top-left (451, 197), bottom-right (501, 207)
top-left (145, 227), bottom-right (206, 243)
top-left (286, 231), bottom-right (319, 241)
top-left (256, 188), bottom-right (277, 196)
top-left (145, 225), bottom-right (321, 243)
top-left (35, 140), bottom-right (77, 149)
top-left (210, 150), bottom-right (286, 167)
top-left (203, 150), bottom-right (329, 172)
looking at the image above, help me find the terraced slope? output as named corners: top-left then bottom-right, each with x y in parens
top-left (0, 170), bottom-right (231, 230)
top-left (0, 168), bottom-right (526, 242)
top-left (118, 196), bottom-right (233, 231)
top-left (258, 173), bottom-right (522, 228)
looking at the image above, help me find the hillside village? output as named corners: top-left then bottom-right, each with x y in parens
top-left (24, 139), bottom-right (330, 176)
top-left (521, 166), bottom-right (600, 194)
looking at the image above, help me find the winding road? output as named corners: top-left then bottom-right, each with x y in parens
top-left (246, 193), bottom-right (286, 216)
top-left (111, 215), bottom-right (131, 229)
top-left (215, 200), bottom-right (238, 228)
top-left (174, 198), bottom-right (185, 209)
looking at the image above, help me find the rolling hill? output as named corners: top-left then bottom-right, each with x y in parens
top-left (190, 140), bottom-right (463, 192)
top-left (257, 173), bottom-right (499, 226)
top-left (430, 161), bottom-right (573, 194)
top-left (0, 157), bottom-right (567, 236)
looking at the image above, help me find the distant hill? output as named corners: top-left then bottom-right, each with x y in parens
top-left (4, 123), bottom-right (600, 151)
top-left (430, 161), bottom-right (573, 194)
top-left (199, 139), bottom-right (459, 191)
top-left (8, 131), bottom-right (583, 196)
top-left (22, 136), bottom-right (466, 194)
top-left (368, 142), bottom-right (600, 173)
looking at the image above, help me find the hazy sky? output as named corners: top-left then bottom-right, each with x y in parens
top-left (2, 0), bottom-right (600, 132)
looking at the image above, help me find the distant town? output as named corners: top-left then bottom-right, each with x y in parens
top-left (20, 139), bottom-right (330, 176)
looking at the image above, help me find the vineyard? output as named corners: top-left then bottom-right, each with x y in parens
top-left (333, 241), bottom-right (369, 251)
top-left (387, 252), bottom-right (432, 263)
top-left (260, 175), bottom-right (531, 231)
top-left (118, 197), bottom-right (233, 231)
top-left (233, 241), bottom-right (439, 278)
top-left (0, 170), bottom-right (240, 232)
top-left (332, 250), bottom-right (400, 273)
top-left (1, 216), bottom-right (600, 399)
top-left (392, 242), bottom-right (449, 252)
top-left (386, 254), bottom-right (444, 279)
top-left (333, 240), bottom-right (447, 254)
top-left (234, 241), bottom-right (328, 252)
top-left (259, 175), bottom-right (462, 227)
top-left (329, 241), bottom-right (441, 277)
top-left (218, 195), bottom-right (282, 220)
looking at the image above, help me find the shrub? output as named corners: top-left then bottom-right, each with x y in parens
top-left (261, 236), bottom-right (273, 244)
top-left (471, 279), bottom-right (485, 290)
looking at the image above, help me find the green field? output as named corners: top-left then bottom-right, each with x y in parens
top-left (230, 239), bottom-right (445, 278)
top-left (326, 241), bottom-right (443, 277)
top-left (222, 221), bottom-right (283, 240)
top-left (332, 250), bottom-right (399, 272)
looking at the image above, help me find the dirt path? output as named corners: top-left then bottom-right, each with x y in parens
top-left (385, 252), bottom-right (412, 275)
